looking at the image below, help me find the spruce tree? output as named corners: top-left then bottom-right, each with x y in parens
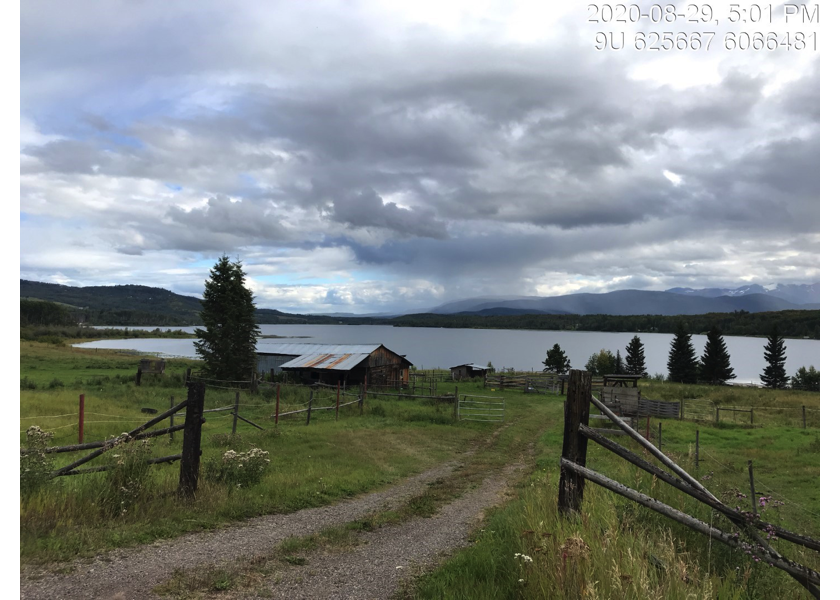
top-left (194, 255), bottom-right (259, 381)
top-left (667, 322), bottom-right (698, 384)
top-left (542, 344), bottom-right (571, 375)
top-left (699, 326), bottom-right (735, 385)
top-left (614, 349), bottom-right (624, 374)
top-left (625, 335), bottom-right (648, 377)
top-left (760, 325), bottom-right (788, 389)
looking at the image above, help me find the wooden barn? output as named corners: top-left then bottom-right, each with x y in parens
top-left (449, 363), bottom-right (490, 381)
top-left (256, 343), bottom-right (412, 387)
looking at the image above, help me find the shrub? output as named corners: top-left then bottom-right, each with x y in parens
top-left (205, 447), bottom-right (271, 489)
top-left (47, 378), bottom-right (65, 389)
top-left (20, 426), bottom-right (55, 497)
top-left (20, 377), bottom-right (38, 390)
top-left (101, 437), bottom-right (153, 516)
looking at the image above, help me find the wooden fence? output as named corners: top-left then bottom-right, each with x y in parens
top-left (558, 370), bottom-right (820, 597)
top-left (21, 382), bottom-right (207, 497)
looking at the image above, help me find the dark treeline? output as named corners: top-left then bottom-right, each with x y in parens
top-left (388, 310), bottom-right (819, 339)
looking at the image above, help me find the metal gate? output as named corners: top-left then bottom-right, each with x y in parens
top-left (457, 395), bottom-right (505, 422)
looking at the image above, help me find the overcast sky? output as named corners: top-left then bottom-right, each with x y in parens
top-left (19, 1), bottom-right (820, 314)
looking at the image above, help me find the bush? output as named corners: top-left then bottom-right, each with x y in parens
top-left (790, 366), bottom-right (819, 391)
top-left (101, 437), bottom-right (153, 516)
top-left (20, 377), bottom-right (38, 390)
top-left (205, 447), bottom-right (271, 489)
top-left (47, 378), bottom-right (65, 390)
top-left (20, 426), bottom-right (55, 497)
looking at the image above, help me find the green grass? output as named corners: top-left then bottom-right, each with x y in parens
top-left (410, 401), bottom-right (820, 599)
top-left (20, 343), bottom-right (550, 564)
top-left (21, 344), bottom-right (820, 599)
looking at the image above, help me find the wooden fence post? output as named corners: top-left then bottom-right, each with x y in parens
top-left (558, 369), bottom-right (592, 515)
top-left (751, 408), bottom-right (754, 425)
top-left (185, 368), bottom-right (192, 386)
top-left (179, 381), bottom-right (205, 498)
top-left (680, 399), bottom-right (684, 420)
top-left (716, 407), bottom-right (720, 423)
top-left (306, 389), bottom-right (313, 425)
top-left (232, 392), bottom-right (240, 435)
top-left (135, 368), bottom-right (142, 386)
top-left (658, 422), bottom-right (662, 450)
top-left (275, 384), bottom-right (280, 427)
top-left (270, 368), bottom-right (275, 383)
top-left (749, 460), bottom-right (757, 514)
top-left (78, 394), bottom-right (85, 444)
top-left (695, 430), bottom-right (699, 470)
top-left (335, 384), bottom-right (340, 421)
top-left (802, 405), bottom-right (806, 429)
top-left (169, 395), bottom-right (175, 443)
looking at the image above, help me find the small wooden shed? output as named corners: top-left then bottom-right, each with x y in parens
top-left (450, 363), bottom-right (490, 381)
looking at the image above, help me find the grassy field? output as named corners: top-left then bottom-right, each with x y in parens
top-left (20, 343), bottom-right (819, 598)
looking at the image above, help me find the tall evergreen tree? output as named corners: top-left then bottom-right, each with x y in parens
top-left (614, 349), bottom-right (624, 374)
top-left (699, 326), bottom-right (735, 385)
top-left (194, 255), bottom-right (259, 381)
top-left (760, 325), bottom-right (788, 389)
top-left (667, 322), bottom-right (698, 384)
top-left (625, 335), bottom-right (648, 377)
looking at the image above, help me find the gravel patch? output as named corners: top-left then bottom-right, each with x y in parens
top-left (236, 462), bottom-right (526, 600)
top-left (20, 462), bottom-right (461, 600)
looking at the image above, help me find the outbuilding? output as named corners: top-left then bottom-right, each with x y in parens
top-left (256, 343), bottom-right (412, 387)
top-left (449, 363), bottom-right (490, 381)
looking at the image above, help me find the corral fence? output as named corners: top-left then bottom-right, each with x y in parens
top-left (21, 381), bottom-right (207, 497)
top-left (484, 373), bottom-right (566, 395)
top-left (558, 370), bottom-right (820, 597)
top-left (456, 395), bottom-right (505, 423)
top-left (678, 398), bottom-right (819, 428)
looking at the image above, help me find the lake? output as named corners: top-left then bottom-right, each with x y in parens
top-left (73, 324), bottom-right (819, 385)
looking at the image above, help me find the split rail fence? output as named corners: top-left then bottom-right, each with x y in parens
top-left (558, 370), bottom-right (820, 597)
top-left (21, 382), bottom-right (207, 497)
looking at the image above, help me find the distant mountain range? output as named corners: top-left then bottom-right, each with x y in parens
top-left (21, 279), bottom-right (819, 325)
top-left (429, 284), bottom-right (819, 317)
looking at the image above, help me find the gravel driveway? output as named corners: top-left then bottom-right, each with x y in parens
top-left (21, 461), bottom-right (462, 600)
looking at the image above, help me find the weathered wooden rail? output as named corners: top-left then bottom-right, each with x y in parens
top-left (558, 370), bottom-right (820, 598)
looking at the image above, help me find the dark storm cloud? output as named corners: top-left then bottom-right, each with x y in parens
top-left (329, 189), bottom-right (448, 240)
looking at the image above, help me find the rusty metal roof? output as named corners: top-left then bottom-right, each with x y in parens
top-left (449, 363), bottom-right (489, 370)
top-left (282, 353), bottom-right (370, 371)
top-left (257, 343), bottom-right (382, 355)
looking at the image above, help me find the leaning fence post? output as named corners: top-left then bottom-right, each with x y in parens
top-left (232, 392), bottom-right (240, 435)
top-left (306, 389), bottom-right (313, 425)
top-left (78, 394), bottom-right (85, 444)
top-left (558, 369), bottom-right (592, 515)
top-left (749, 460), bottom-right (758, 514)
top-left (179, 381), bottom-right (205, 498)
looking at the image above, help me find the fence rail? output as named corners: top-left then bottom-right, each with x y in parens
top-left (558, 370), bottom-right (820, 598)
